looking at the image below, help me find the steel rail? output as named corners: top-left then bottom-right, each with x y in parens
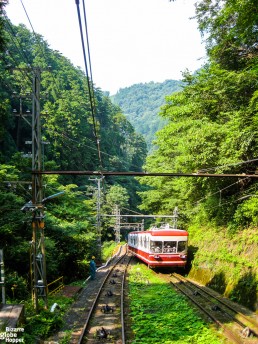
top-left (173, 274), bottom-right (250, 329)
top-left (121, 250), bottom-right (132, 344)
top-left (170, 278), bottom-right (244, 344)
top-left (77, 251), bottom-right (130, 344)
top-left (173, 273), bottom-right (258, 337)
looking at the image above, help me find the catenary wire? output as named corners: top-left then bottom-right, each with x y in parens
top-left (18, 0), bottom-right (65, 101)
top-left (198, 158), bottom-right (258, 173)
top-left (195, 177), bottom-right (251, 204)
top-left (45, 128), bottom-right (144, 172)
top-left (121, 207), bottom-right (144, 215)
top-left (74, 0), bottom-right (103, 170)
top-left (81, 0), bottom-right (104, 169)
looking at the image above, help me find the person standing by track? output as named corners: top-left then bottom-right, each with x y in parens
top-left (89, 256), bottom-right (96, 280)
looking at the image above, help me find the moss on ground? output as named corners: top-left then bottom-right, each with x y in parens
top-left (188, 225), bottom-right (258, 310)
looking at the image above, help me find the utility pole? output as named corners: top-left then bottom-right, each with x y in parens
top-left (0, 249), bottom-right (5, 304)
top-left (30, 68), bottom-right (47, 312)
top-left (114, 205), bottom-right (121, 243)
top-left (12, 92), bottom-right (31, 149)
top-left (89, 177), bottom-right (104, 260)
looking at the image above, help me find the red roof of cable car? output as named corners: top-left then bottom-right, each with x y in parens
top-left (129, 229), bottom-right (188, 236)
top-left (150, 229), bottom-right (188, 236)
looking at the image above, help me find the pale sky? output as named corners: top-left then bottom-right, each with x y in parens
top-left (5, 0), bottom-right (206, 95)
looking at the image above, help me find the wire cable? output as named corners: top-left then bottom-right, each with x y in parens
top-left (46, 127), bottom-right (145, 172)
top-left (3, 15), bottom-right (33, 84)
top-left (195, 177), bottom-right (251, 205)
top-left (18, 0), bottom-right (64, 101)
top-left (198, 158), bottom-right (258, 173)
top-left (74, 0), bottom-right (103, 170)
top-left (121, 207), bottom-right (144, 215)
top-left (82, 0), bottom-right (94, 95)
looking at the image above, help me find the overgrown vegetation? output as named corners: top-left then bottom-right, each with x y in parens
top-left (1, 0), bottom-right (258, 340)
top-left (17, 295), bottom-right (73, 343)
top-left (188, 224), bottom-right (258, 310)
top-left (137, 0), bottom-right (258, 309)
top-left (128, 263), bottom-right (225, 343)
top-left (0, 12), bottom-right (147, 302)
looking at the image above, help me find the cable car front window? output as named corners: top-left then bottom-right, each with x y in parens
top-left (164, 241), bottom-right (177, 253)
top-left (150, 241), bottom-right (162, 253)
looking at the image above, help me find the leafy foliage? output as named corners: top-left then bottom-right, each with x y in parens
top-left (0, 1), bottom-right (8, 52)
top-left (21, 295), bottom-right (73, 343)
top-left (195, 0), bottom-right (258, 70)
top-left (0, 17), bottom-right (147, 305)
top-left (139, 1), bottom-right (258, 230)
top-left (111, 80), bottom-right (182, 150)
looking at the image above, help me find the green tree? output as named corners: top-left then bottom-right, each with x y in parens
top-left (111, 80), bottom-right (182, 150)
top-left (195, 0), bottom-right (258, 70)
top-left (106, 184), bottom-right (130, 209)
top-left (139, 0), bottom-right (258, 228)
top-left (0, 0), bottom-right (8, 52)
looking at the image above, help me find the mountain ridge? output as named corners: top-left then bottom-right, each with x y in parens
top-left (111, 79), bottom-right (183, 150)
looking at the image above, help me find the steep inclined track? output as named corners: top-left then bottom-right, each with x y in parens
top-left (80, 253), bottom-right (131, 343)
top-left (170, 273), bottom-right (258, 344)
top-left (46, 246), bottom-right (130, 344)
top-left (46, 255), bottom-right (257, 344)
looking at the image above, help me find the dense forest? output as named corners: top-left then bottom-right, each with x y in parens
top-left (111, 79), bottom-right (182, 150)
top-left (138, 0), bottom-right (258, 309)
top-left (0, 0), bottom-right (257, 317)
top-left (0, 2), bottom-right (147, 299)
top-left (139, 0), bottom-right (258, 229)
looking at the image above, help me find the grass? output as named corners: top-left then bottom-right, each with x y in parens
top-left (17, 294), bottom-right (73, 343)
top-left (128, 263), bottom-right (226, 344)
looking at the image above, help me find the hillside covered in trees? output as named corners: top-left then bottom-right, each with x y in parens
top-left (0, 0), bottom-right (258, 327)
top-left (111, 80), bottom-right (182, 149)
top-left (0, 7), bottom-right (147, 298)
top-left (138, 0), bottom-right (258, 310)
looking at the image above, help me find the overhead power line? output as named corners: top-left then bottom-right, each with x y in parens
top-left (74, 0), bottom-right (103, 170)
top-left (195, 177), bottom-right (251, 204)
top-left (198, 158), bottom-right (258, 173)
top-left (18, 0), bottom-right (64, 100)
top-left (35, 171), bottom-right (258, 178)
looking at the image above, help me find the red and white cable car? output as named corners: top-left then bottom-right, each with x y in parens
top-left (128, 223), bottom-right (188, 268)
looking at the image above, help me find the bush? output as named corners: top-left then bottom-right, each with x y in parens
top-left (5, 271), bottom-right (29, 300)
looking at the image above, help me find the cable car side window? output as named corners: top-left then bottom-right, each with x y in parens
top-left (146, 236), bottom-right (150, 250)
top-left (150, 241), bottom-right (162, 253)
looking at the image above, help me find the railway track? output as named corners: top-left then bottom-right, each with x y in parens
top-left (78, 251), bottom-right (131, 344)
top-left (170, 273), bottom-right (258, 344)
